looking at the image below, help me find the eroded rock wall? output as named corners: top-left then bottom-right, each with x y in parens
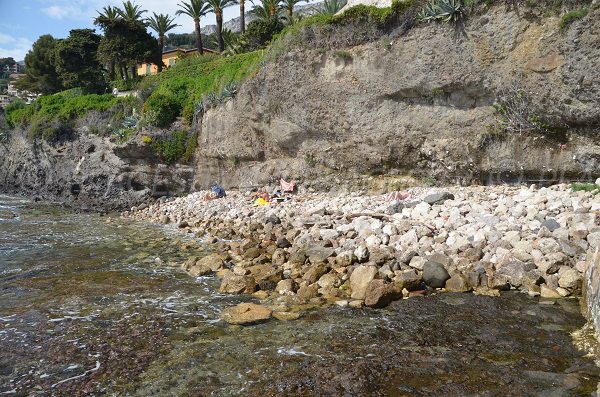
top-left (0, 129), bottom-right (195, 210)
top-left (194, 5), bottom-right (600, 191)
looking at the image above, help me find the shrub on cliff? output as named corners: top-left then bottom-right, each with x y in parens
top-left (4, 89), bottom-right (133, 141)
top-left (141, 51), bottom-right (262, 125)
top-left (240, 17), bottom-right (285, 51)
top-left (142, 93), bottom-right (181, 128)
top-left (151, 130), bottom-right (193, 164)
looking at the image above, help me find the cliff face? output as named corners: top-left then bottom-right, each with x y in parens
top-left (1, 4), bottom-right (599, 208)
top-left (0, 129), bottom-right (195, 210)
top-left (194, 4), bottom-right (600, 191)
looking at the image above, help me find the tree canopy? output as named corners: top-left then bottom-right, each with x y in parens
top-left (14, 35), bottom-right (62, 95)
top-left (54, 29), bottom-right (106, 93)
top-left (95, 17), bottom-right (162, 80)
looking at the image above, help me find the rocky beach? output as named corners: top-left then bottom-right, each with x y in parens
top-left (125, 183), bottom-right (600, 323)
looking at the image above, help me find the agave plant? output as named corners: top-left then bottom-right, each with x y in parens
top-left (204, 91), bottom-right (222, 108)
top-left (318, 0), bottom-right (347, 15)
top-left (417, 0), bottom-right (463, 23)
top-left (221, 81), bottom-right (239, 100)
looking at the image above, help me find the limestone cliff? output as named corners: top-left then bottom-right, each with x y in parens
top-left (194, 4), bottom-right (600, 192)
top-left (0, 2), bottom-right (599, 208)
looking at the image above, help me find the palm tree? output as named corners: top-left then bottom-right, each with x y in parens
top-left (95, 5), bottom-right (120, 23)
top-left (147, 13), bottom-right (180, 72)
top-left (250, 0), bottom-right (281, 19)
top-left (117, 0), bottom-right (148, 22)
top-left (176, 0), bottom-right (211, 55)
top-left (206, 0), bottom-right (238, 53)
top-left (281, 0), bottom-right (306, 23)
top-left (240, 0), bottom-right (246, 33)
top-left (94, 6), bottom-right (122, 80)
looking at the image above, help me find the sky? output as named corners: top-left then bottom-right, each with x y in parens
top-left (0, 0), bottom-right (250, 62)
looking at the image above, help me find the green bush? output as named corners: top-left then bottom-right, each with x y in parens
top-left (559, 8), bottom-right (588, 31)
top-left (4, 99), bottom-right (28, 127)
top-left (152, 130), bottom-right (190, 164)
top-left (142, 93), bottom-right (181, 127)
top-left (111, 77), bottom-right (143, 92)
top-left (333, 50), bottom-right (353, 59)
top-left (571, 183), bottom-right (599, 193)
top-left (241, 17), bottom-right (285, 51)
top-left (146, 51), bottom-right (262, 125)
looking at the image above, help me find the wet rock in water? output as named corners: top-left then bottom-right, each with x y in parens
top-left (276, 279), bottom-right (297, 294)
top-left (220, 303), bottom-right (272, 325)
top-left (272, 311), bottom-right (300, 321)
top-left (219, 272), bottom-right (257, 294)
top-left (422, 261), bottom-right (450, 288)
top-left (393, 269), bottom-right (422, 291)
top-left (302, 263), bottom-right (329, 285)
top-left (178, 220), bottom-right (189, 228)
top-left (258, 280), bottom-right (277, 291)
top-left (445, 273), bottom-right (472, 292)
top-left (350, 265), bottom-right (378, 299)
top-left (540, 284), bottom-right (562, 299)
top-left (297, 284), bottom-right (319, 300)
top-left (423, 192), bottom-right (455, 205)
top-left (248, 264), bottom-right (283, 284)
top-left (159, 214), bottom-right (170, 224)
top-left (558, 269), bottom-right (581, 290)
top-left (364, 279), bottom-right (401, 308)
top-left (496, 261), bottom-right (536, 288)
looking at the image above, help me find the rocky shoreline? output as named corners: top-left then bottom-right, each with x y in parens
top-left (124, 184), bottom-right (600, 324)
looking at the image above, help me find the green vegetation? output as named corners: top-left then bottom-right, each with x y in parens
top-left (142, 51), bottom-right (262, 125)
top-left (571, 183), bottom-right (600, 193)
top-left (559, 8), bottom-right (588, 31)
top-left (152, 130), bottom-right (193, 164)
top-left (5, 89), bottom-right (130, 140)
top-left (418, 0), bottom-right (463, 23)
top-left (333, 50), bottom-right (353, 60)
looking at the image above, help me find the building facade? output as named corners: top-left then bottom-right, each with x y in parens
top-left (137, 48), bottom-right (218, 76)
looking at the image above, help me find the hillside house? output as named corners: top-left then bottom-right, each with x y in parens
top-left (137, 47), bottom-right (218, 76)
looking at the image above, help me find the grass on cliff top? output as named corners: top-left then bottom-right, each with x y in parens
top-left (140, 51), bottom-right (263, 125)
top-left (5, 89), bottom-right (125, 128)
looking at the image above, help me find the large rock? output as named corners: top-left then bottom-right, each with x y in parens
top-left (445, 273), bottom-right (472, 292)
top-left (350, 265), bottom-right (378, 299)
top-left (219, 272), bottom-right (257, 294)
top-left (422, 261), bottom-right (450, 288)
top-left (558, 269), bottom-right (582, 290)
top-left (496, 261), bottom-right (536, 287)
top-left (423, 192), bottom-right (454, 205)
top-left (302, 263), bottom-right (329, 284)
top-left (393, 269), bottom-right (422, 291)
top-left (220, 303), bottom-right (272, 325)
top-left (364, 279), bottom-right (401, 308)
top-left (248, 264), bottom-right (283, 284)
top-left (188, 253), bottom-right (225, 276)
top-left (305, 245), bottom-right (335, 264)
